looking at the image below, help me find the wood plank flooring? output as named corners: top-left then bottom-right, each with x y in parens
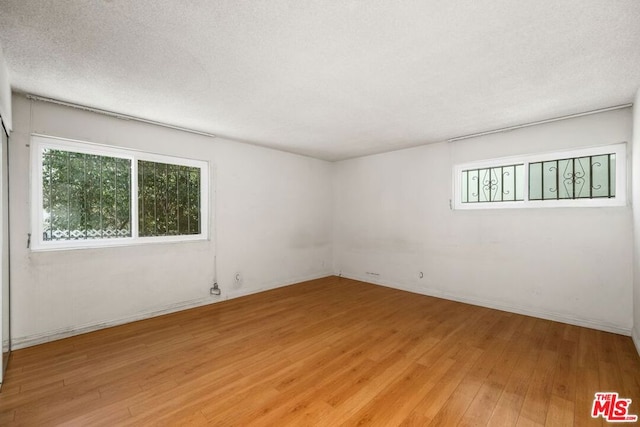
top-left (0, 276), bottom-right (639, 426)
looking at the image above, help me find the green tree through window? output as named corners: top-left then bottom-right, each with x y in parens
top-left (138, 160), bottom-right (201, 237)
top-left (37, 140), bottom-right (207, 249)
top-left (42, 149), bottom-right (131, 241)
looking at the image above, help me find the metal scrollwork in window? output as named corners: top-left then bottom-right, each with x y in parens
top-left (529, 154), bottom-right (615, 200)
top-left (461, 164), bottom-right (524, 203)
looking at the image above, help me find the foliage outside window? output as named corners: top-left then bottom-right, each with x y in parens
top-left (138, 160), bottom-right (201, 237)
top-left (42, 149), bottom-right (132, 241)
top-left (32, 135), bottom-right (208, 250)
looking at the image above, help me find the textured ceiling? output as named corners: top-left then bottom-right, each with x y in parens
top-left (0, 1), bottom-right (639, 161)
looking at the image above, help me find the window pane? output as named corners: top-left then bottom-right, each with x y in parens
top-left (501, 165), bottom-right (514, 201)
top-left (189, 168), bottom-right (201, 234)
top-left (468, 170), bottom-right (479, 203)
top-left (490, 168), bottom-right (502, 201)
top-left (167, 164), bottom-right (178, 235)
top-left (528, 153), bottom-right (616, 202)
top-left (461, 164), bottom-right (524, 204)
top-left (515, 164), bottom-right (524, 201)
top-left (558, 159), bottom-right (573, 199)
top-left (461, 171), bottom-right (468, 203)
top-left (610, 154), bottom-right (616, 197)
top-left (42, 149), bottom-right (131, 241)
top-left (528, 162), bottom-right (542, 200)
top-left (115, 158), bottom-right (132, 236)
top-left (542, 161), bottom-right (557, 200)
top-left (138, 160), bottom-right (201, 237)
top-left (573, 157), bottom-right (591, 198)
top-left (591, 155), bottom-right (609, 198)
top-left (479, 168), bottom-right (490, 202)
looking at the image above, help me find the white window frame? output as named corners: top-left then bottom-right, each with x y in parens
top-left (453, 142), bottom-right (627, 210)
top-left (30, 134), bottom-right (209, 251)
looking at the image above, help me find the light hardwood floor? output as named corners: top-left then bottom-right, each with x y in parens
top-left (0, 276), bottom-right (639, 426)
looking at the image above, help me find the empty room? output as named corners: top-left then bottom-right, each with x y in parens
top-left (0, 1), bottom-right (639, 425)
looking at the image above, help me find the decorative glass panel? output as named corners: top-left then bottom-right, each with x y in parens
top-left (528, 154), bottom-right (615, 201)
top-left (461, 164), bottom-right (524, 203)
top-left (514, 164), bottom-right (524, 201)
top-left (42, 149), bottom-right (131, 241)
top-left (456, 143), bottom-right (624, 210)
top-left (591, 155), bottom-right (609, 198)
top-left (528, 162), bottom-right (542, 200)
top-left (138, 160), bottom-right (201, 237)
top-left (542, 161), bottom-right (556, 200)
top-left (461, 170), bottom-right (468, 203)
top-left (467, 170), bottom-right (479, 203)
top-left (610, 154), bottom-right (616, 197)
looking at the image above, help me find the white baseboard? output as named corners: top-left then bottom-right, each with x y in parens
top-left (226, 271), bottom-right (332, 300)
top-left (339, 272), bottom-right (632, 336)
top-left (14, 271), bottom-right (628, 350)
top-left (12, 271), bottom-right (333, 350)
top-left (633, 328), bottom-right (640, 358)
top-left (11, 297), bottom-right (222, 350)
top-left (11, 295), bottom-right (221, 350)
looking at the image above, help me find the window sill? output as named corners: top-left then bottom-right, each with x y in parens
top-left (30, 235), bottom-right (209, 252)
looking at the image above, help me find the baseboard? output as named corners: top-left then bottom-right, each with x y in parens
top-left (339, 272), bottom-right (632, 336)
top-left (12, 271), bottom-right (333, 350)
top-left (14, 271), bottom-right (628, 350)
top-left (11, 295), bottom-right (223, 350)
top-left (226, 271), bottom-right (333, 300)
top-left (633, 328), bottom-right (640, 358)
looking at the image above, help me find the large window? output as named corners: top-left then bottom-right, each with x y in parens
top-left (31, 135), bottom-right (209, 250)
top-left (453, 143), bottom-right (626, 210)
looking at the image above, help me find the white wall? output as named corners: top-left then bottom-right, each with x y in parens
top-left (10, 94), bottom-right (333, 348)
top-left (0, 42), bottom-right (11, 131)
top-left (334, 108), bottom-right (634, 334)
top-left (632, 90), bottom-right (640, 353)
top-left (0, 41), bottom-right (10, 385)
top-left (7, 91), bottom-right (637, 348)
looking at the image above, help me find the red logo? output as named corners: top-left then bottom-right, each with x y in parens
top-left (591, 392), bottom-right (638, 422)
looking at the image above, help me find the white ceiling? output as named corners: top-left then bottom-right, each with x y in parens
top-left (0, 1), bottom-right (639, 161)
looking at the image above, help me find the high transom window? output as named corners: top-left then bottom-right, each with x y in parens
top-left (528, 155), bottom-right (615, 201)
top-left (461, 164), bottom-right (524, 203)
top-left (31, 135), bottom-right (209, 250)
top-left (453, 143), bottom-right (626, 210)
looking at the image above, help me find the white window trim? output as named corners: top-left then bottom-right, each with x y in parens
top-left (30, 134), bottom-right (210, 251)
top-left (452, 142), bottom-right (627, 210)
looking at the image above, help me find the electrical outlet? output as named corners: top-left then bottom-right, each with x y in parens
top-left (210, 282), bottom-right (221, 295)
